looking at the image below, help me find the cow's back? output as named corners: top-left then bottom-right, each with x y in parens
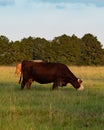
top-left (31, 62), bottom-right (66, 74)
top-left (22, 61), bottom-right (70, 76)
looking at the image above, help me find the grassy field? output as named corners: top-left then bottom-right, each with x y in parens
top-left (0, 66), bottom-right (104, 130)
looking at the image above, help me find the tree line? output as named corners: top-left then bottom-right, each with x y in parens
top-left (0, 33), bottom-right (104, 65)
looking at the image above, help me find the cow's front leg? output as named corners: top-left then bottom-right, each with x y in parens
top-left (52, 82), bottom-right (58, 90)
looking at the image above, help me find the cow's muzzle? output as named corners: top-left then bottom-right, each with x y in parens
top-left (77, 84), bottom-right (84, 91)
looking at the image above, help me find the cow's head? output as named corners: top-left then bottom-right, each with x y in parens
top-left (71, 78), bottom-right (84, 90)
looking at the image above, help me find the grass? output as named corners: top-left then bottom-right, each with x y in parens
top-left (0, 66), bottom-right (104, 130)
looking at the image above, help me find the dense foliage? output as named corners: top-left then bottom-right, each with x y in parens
top-left (0, 33), bottom-right (104, 65)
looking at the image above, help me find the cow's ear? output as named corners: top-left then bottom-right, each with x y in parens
top-left (78, 78), bottom-right (82, 83)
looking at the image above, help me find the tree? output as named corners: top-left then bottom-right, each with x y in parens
top-left (0, 34), bottom-right (104, 65)
top-left (33, 37), bottom-right (49, 60)
top-left (0, 35), bottom-right (11, 64)
top-left (51, 34), bottom-right (82, 65)
top-left (82, 33), bottom-right (104, 65)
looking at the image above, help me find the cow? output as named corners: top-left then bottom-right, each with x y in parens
top-left (19, 60), bottom-right (84, 90)
top-left (15, 63), bottom-right (21, 76)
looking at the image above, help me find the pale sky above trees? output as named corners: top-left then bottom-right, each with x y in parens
top-left (0, 0), bottom-right (104, 47)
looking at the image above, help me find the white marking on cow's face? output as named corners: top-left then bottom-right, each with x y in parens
top-left (77, 78), bottom-right (84, 91)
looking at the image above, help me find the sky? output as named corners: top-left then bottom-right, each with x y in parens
top-left (0, 0), bottom-right (104, 47)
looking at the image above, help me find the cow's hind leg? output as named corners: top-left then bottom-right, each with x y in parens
top-left (26, 79), bottom-right (32, 90)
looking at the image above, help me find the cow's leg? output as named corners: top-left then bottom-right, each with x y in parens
top-left (58, 79), bottom-right (63, 87)
top-left (52, 79), bottom-right (63, 89)
top-left (52, 82), bottom-right (58, 90)
top-left (26, 82), bottom-right (30, 90)
top-left (26, 79), bottom-right (32, 90)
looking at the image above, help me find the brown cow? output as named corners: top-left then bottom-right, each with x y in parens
top-left (15, 63), bottom-right (21, 76)
top-left (19, 60), bottom-right (84, 90)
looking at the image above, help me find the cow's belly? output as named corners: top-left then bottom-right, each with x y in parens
top-left (32, 73), bottom-right (56, 84)
top-left (31, 69), bottom-right (63, 84)
top-left (33, 77), bottom-right (54, 84)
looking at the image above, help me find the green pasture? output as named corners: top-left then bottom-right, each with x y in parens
top-left (0, 66), bottom-right (104, 130)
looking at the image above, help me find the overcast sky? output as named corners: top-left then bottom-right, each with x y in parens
top-left (0, 0), bottom-right (104, 47)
